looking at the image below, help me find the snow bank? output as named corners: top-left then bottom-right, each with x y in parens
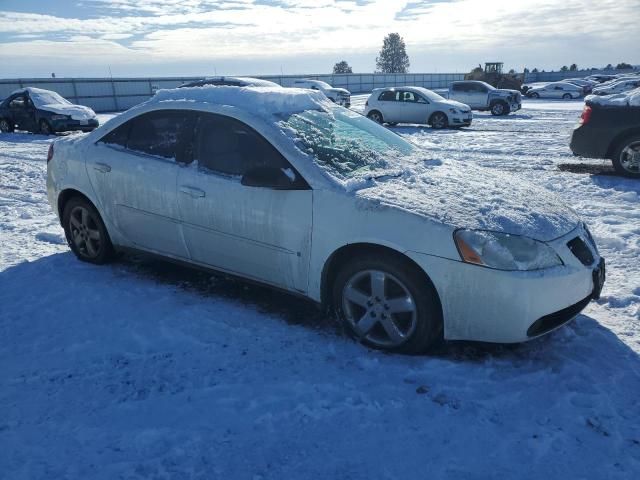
top-left (150, 86), bottom-right (330, 117)
top-left (586, 87), bottom-right (640, 107)
top-left (12, 87), bottom-right (97, 120)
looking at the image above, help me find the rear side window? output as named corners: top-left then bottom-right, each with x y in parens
top-left (9, 96), bottom-right (26, 109)
top-left (100, 110), bottom-right (196, 162)
top-left (451, 83), bottom-right (466, 92)
top-left (195, 113), bottom-right (289, 177)
top-left (378, 90), bottom-right (397, 101)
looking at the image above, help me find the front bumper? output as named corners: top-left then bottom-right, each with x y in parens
top-left (406, 225), bottom-right (603, 343)
top-left (450, 112), bottom-right (473, 126)
top-left (50, 118), bottom-right (99, 133)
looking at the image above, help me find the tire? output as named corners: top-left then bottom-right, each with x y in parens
top-left (562, 93), bottom-right (572, 100)
top-left (490, 101), bottom-right (509, 116)
top-left (0, 118), bottom-right (14, 133)
top-left (611, 134), bottom-right (640, 178)
top-left (39, 119), bottom-right (53, 135)
top-left (530, 92), bottom-right (540, 99)
top-left (332, 253), bottom-right (443, 354)
top-left (367, 110), bottom-right (384, 124)
top-left (62, 197), bottom-right (114, 264)
top-left (429, 112), bottom-right (448, 129)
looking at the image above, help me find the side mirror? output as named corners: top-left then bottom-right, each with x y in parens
top-left (241, 165), bottom-right (294, 189)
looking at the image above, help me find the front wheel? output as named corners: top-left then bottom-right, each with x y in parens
top-left (62, 197), bottom-right (115, 264)
top-left (612, 135), bottom-right (640, 178)
top-left (39, 119), bottom-right (53, 135)
top-left (332, 254), bottom-right (443, 354)
top-left (530, 92), bottom-right (540, 99)
top-left (490, 101), bottom-right (509, 116)
top-left (429, 112), bottom-right (448, 129)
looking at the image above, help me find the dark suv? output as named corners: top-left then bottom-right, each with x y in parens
top-left (570, 99), bottom-right (640, 178)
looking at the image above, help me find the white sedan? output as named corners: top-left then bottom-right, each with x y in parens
top-left (592, 78), bottom-right (640, 96)
top-left (364, 86), bottom-right (472, 128)
top-left (47, 86), bottom-right (605, 353)
top-left (526, 82), bottom-right (584, 99)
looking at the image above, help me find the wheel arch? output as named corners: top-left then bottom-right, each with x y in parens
top-left (320, 242), bottom-right (442, 315)
top-left (606, 128), bottom-right (640, 159)
top-left (428, 110), bottom-right (447, 123)
top-left (367, 109), bottom-right (384, 121)
top-left (57, 188), bottom-right (96, 223)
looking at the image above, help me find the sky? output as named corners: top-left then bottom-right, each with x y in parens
top-left (0, 0), bottom-right (638, 78)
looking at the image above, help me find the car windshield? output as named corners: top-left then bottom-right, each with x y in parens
top-left (310, 80), bottom-right (332, 89)
top-left (29, 90), bottom-right (72, 107)
top-left (279, 106), bottom-right (417, 181)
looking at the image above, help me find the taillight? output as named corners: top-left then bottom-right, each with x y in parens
top-left (579, 106), bottom-right (592, 125)
top-left (47, 143), bottom-right (54, 163)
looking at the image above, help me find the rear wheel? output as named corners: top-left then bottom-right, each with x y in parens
top-left (429, 112), bottom-right (448, 129)
top-left (62, 197), bottom-right (114, 264)
top-left (39, 119), bottom-right (53, 135)
top-left (0, 118), bottom-right (14, 133)
top-left (612, 134), bottom-right (640, 178)
top-left (562, 93), bottom-right (572, 100)
top-left (332, 253), bottom-right (443, 354)
top-left (530, 92), bottom-right (540, 99)
top-left (367, 110), bottom-right (384, 124)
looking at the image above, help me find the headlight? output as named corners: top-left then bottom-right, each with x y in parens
top-left (454, 229), bottom-right (563, 271)
top-left (448, 108), bottom-right (459, 114)
top-left (50, 114), bottom-right (69, 120)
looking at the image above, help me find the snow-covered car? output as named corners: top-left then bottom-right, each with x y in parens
top-left (526, 82), bottom-right (584, 99)
top-left (563, 78), bottom-right (597, 94)
top-left (570, 88), bottom-right (640, 178)
top-left (292, 79), bottom-right (350, 107)
top-left (178, 76), bottom-right (281, 89)
top-left (592, 78), bottom-right (640, 96)
top-left (365, 87), bottom-right (472, 128)
top-left (448, 81), bottom-right (521, 116)
top-left (47, 86), bottom-right (605, 354)
top-left (0, 87), bottom-right (98, 135)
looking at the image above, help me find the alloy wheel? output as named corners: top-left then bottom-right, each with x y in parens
top-left (40, 121), bottom-right (51, 135)
top-left (68, 205), bottom-right (102, 259)
top-left (491, 103), bottom-right (504, 115)
top-left (431, 113), bottom-right (447, 129)
top-left (368, 112), bottom-right (383, 124)
top-left (342, 269), bottom-right (418, 348)
top-left (620, 141), bottom-right (640, 174)
top-left (0, 119), bottom-right (10, 132)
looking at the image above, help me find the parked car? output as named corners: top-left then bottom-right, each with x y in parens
top-left (365, 87), bottom-right (472, 128)
top-left (178, 76), bottom-right (280, 89)
top-left (570, 88), bottom-right (640, 178)
top-left (448, 80), bottom-right (521, 115)
top-left (592, 78), bottom-right (640, 96)
top-left (292, 79), bottom-right (350, 106)
top-left (526, 81), bottom-right (583, 99)
top-left (585, 74), bottom-right (617, 83)
top-left (47, 86), bottom-right (605, 354)
top-left (0, 87), bottom-right (98, 134)
top-left (563, 78), bottom-right (597, 94)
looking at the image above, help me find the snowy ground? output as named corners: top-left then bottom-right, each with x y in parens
top-left (1, 97), bottom-right (639, 479)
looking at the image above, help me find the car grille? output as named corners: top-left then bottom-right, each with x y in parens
top-left (526, 295), bottom-right (591, 337)
top-left (567, 236), bottom-right (594, 266)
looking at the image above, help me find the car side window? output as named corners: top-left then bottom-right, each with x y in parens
top-left (401, 91), bottom-right (417, 102)
top-left (9, 96), bottom-right (26, 109)
top-left (451, 83), bottom-right (463, 92)
top-left (194, 113), bottom-right (305, 187)
top-left (378, 90), bottom-right (396, 101)
top-left (99, 110), bottom-right (196, 162)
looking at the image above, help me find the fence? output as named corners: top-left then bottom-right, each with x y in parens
top-left (0, 73), bottom-right (465, 113)
top-left (524, 68), bottom-right (637, 83)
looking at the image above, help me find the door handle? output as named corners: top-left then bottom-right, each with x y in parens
top-left (94, 162), bottom-right (111, 173)
top-left (179, 186), bottom-right (205, 198)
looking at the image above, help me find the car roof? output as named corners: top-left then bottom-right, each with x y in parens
top-left (179, 76), bottom-right (279, 88)
top-left (147, 85), bottom-right (328, 116)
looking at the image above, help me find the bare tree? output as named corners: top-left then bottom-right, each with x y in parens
top-left (333, 61), bottom-right (353, 74)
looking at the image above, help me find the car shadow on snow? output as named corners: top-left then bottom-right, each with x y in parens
top-left (2, 251), bottom-right (638, 366)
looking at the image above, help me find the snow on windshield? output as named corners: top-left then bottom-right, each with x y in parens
top-left (279, 107), bottom-right (416, 181)
top-left (24, 88), bottom-right (71, 107)
top-left (587, 87), bottom-right (640, 107)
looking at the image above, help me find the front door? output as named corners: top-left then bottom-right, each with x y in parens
top-left (86, 109), bottom-right (195, 258)
top-left (8, 95), bottom-right (36, 131)
top-left (177, 112), bottom-right (313, 292)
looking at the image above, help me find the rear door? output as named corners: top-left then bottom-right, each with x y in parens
top-left (176, 112), bottom-right (313, 292)
top-left (375, 90), bottom-right (400, 122)
top-left (450, 82), bottom-right (470, 104)
top-left (87, 109), bottom-right (196, 258)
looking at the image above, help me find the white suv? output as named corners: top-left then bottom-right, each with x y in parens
top-left (292, 79), bottom-right (350, 106)
top-left (365, 87), bottom-right (472, 129)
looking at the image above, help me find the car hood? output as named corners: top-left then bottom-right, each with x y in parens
top-left (328, 88), bottom-right (350, 95)
top-left (39, 103), bottom-right (97, 121)
top-left (352, 158), bottom-right (579, 242)
top-left (436, 99), bottom-right (470, 111)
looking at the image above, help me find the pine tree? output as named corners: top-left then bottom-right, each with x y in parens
top-left (333, 61), bottom-right (353, 74)
top-left (375, 33), bottom-right (410, 73)
top-left (569, 63), bottom-right (578, 71)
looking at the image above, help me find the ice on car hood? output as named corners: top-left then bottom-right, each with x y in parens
top-left (13, 87), bottom-right (96, 121)
top-left (353, 158), bottom-right (579, 242)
